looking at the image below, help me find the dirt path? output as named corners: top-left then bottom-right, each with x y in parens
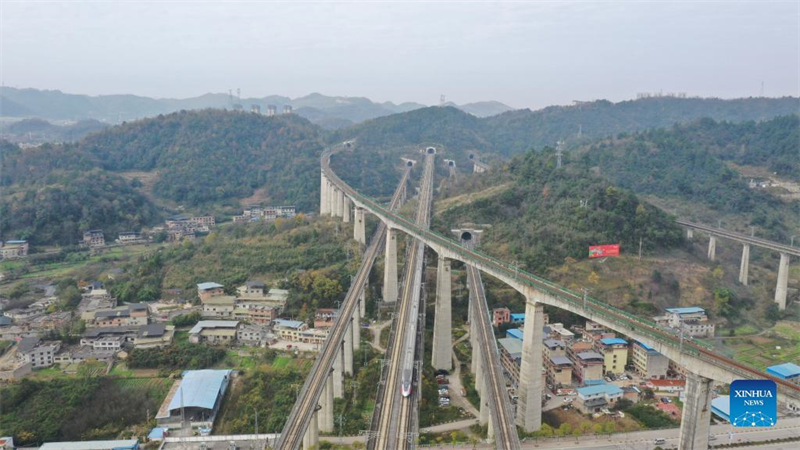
top-left (449, 330), bottom-right (479, 418)
top-left (368, 319), bottom-right (392, 352)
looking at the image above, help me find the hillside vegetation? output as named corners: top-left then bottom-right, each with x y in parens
top-left (435, 149), bottom-right (684, 275)
top-left (579, 115), bottom-right (799, 240)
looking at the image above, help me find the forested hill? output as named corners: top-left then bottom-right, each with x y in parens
top-left (435, 149), bottom-right (684, 275)
top-left (1, 110), bottom-right (327, 245)
top-left (578, 115), bottom-right (799, 240)
top-left (335, 96), bottom-right (798, 160)
top-left (77, 110), bottom-right (325, 207)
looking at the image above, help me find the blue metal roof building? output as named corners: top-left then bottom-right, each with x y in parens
top-left (39, 440), bottom-right (139, 450)
top-left (506, 328), bottom-right (523, 340)
top-left (711, 395), bottom-right (730, 422)
top-left (665, 307), bottom-right (705, 315)
top-left (510, 313), bottom-right (525, 323)
top-left (158, 370), bottom-right (232, 426)
top-left (766, 362), bottom-right (800, 381)
top-left (577, 383), bottom-right (623, 397)
top-left (599, 337), bottom-right (628, 346)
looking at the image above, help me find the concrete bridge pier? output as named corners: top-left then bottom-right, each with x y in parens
top-left (486, 407), bottom-right (495, 441)
top-left (331, 187), bottom-right (341, 218)
top-left (687, 228), bottom-right (693, 239)
top-left (470, 318), bottom-right (479, 385)
top-left (678, 373), bottom-right (713, 450)
top-left (478, 365), bottom-right (488, 424)
top-left (383, 228), bottom-right (398, 303)
top-left (337, 190), bottom-right (345, 220)
top-left (739, 244), bottom-right (750, 285)
top-left (516, 298), bottom-right (544, 432)
top-left (303, 411), bottom-right (319, 449)
top-left (342, 196), bottom-right (351, 223)
top-left (320, 374), bottom-right (334, 432)
top-left (344, 318), bottom-right (354, 375)
top-left (359, 284), bottom-right (367, 317)
top-left (708, 236), bottom-right (717, 261)
top-left (354, 208), bottom-right (366, 244)
top-left (333, 346), bottom-right (344, 398)
top-left (432, 257), bottom-right (452, 371)
top-left (352, 301), bottom-right (361, 351)
top-left (775, 252), bottom-right (790, 310)
top-left (327, 181), bottom-right (337, 217)
top-left (320, 173), bottom-right (330, 216)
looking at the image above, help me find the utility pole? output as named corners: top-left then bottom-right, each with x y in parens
top-left (638, 237), bottom-right (643, 260)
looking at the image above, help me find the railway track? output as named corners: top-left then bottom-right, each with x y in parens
top-left (275, 148), bottom-right (411, 450)
top-left (466, 260), bottom-right (521, 449)
top-left (370, 152), bottom-right (436, 449)
top-left (322, 147), bottom-right (800, 403)
top-left (677, 219), bottom-right (800, 257)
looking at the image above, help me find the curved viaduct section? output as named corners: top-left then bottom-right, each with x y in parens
top-left (322, 148), bottom-right (800, 403)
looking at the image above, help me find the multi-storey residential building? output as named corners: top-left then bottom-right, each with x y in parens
top-left (188, 321), bottom-right (240, 345)
top-left (237, 324), bottom-right (272, 346)
top-left (17, 337), bottom-right (61, 369)
top-left (134, 324), bottom-right (175, 349)
top-left (595, 337), bottom-right (628, 375)
top-left (576, 383), bottom-right (623, 414)
top-left (89, 303), bottom-right (148, 327)
top-left (492, 307), bottom-right (510, 327)
top-left (0, 240), bottom-right (29, 259)
top-left (546, 355), bottom-right (573, 388)
top-left (272, 319), bottom-right (308, 342)
top-left (118, 232), bottom-right (144, 243)
top-left (83, 230), bottom-right (105, 247)
top-left (314, 309), bottom-right (337, 329)
top-left (543, 338), bottom-right (566, 361)
top-left (197, 282), bottom-right (225, 301)
top-left (570, 351), bottom-right (604, 384)
top-left (233, 305), bottom-right (276, 325)
top-left (659, 307), bottom-right (715, 338)
top-left (201, 296), bottom-right (236, 318)
top-left (237, 281), bottom-right (267, 298)
top-left (498, 337), bottom-right (522, 383)
top-left (631, 340), bottom-right (669, 379)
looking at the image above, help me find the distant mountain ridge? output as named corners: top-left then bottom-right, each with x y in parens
top-left (0, 87), bottom-right (516, 131)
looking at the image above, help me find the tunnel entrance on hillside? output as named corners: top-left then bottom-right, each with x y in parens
top-left (468, 153), bottom-right (474, 160)
top-left (460, 231), bottom-right (473, 242)
top-left (448, 160), bottom-right (455, 167)
top-left (407, 161), bottom-right (413, 167)
top-left (427, 147), bottom-right (436, 154)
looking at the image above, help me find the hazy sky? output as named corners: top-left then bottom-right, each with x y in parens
top-left (2, 1), bottom-right (798, 109)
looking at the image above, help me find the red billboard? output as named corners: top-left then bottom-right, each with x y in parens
top-left (589, 244), bottom-right (620, 258)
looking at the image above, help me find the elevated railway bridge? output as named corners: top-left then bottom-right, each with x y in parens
top-left (278, 142), bottom-right (800, 450)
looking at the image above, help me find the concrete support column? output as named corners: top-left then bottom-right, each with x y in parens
top-left (687, 228), bottom-right (693, 239)
top-left (678, 373), bottom-right (713, 450)
top-left (303, 411), bottom-right (318, 449)
top-left (516, 298), bottom-right (544, 432)
top-left (478, 364), bottom-right (488, 424)
top-left (470, 319), bottom-right (479, 380)
top-left (383, 228), bottom-right (398, 303)
top-left (328, 182), bottom-right (337, 217)
top-left (337, 190), bottom-right (345, 220)
top-left (487, 409), bottom-right (495, 440)
top-left (707, 236), bottom-right (716, 261)
top-left (474, 345), bottom-right (483, 397)
top-left (432, 258), bottom-right (453, 371)
top-left (344, 321), bottom-right (354, 376)
top-left (352, 301), bottom-right (361, 351)
top-left (333, 347), bottom-right (344, 399)
top-left (331, 187), bottom-right (341, 218)
top-left (342, 196), bottom-right (351, 223)
top-left (775, 252), bottom-right (790, 310)
top-left (320, 173), bottom-right (329, 216)
top-left (739, 244), bottom-right (750, 286)
top-left (320, 374), bottom-right (334, 432)
top-left (359, 283), bottom-right (367, 317)
top-left (354, 208), bottom-right (366, 244)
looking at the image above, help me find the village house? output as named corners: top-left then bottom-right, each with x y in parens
top-left (86, 303), bottom-right (148, 327)
top-left (236, 324), bottom-right (272, 346)
top-left (631, 340), bottom-right (669, 379)
top-left (314, 308), bottom-right (337, 329)
top-left (0, 240), bottom-right (29, 259)
top-left (655, 307), bottom-right (715, 338)
top-left (134, 324), bottom-right (175, 349)
top-left (83, 230), bottom-right (106, 247)
top-left (233, 305), bottom-right (276, 325)
top-left (201, 295), bottom-right (236, 318)
top-left (197, 282), bottom-right (225, 302)
top-left (594, 337), bottom-right (628, 375)
top-left (272, 319), bottom-right (308, 342)
top-left (546, 355), bottom-right (573, 388)
top-left (118, 232), bottom-right (144, 243)
top-left (188, 320), bottom-right (240, 345)
top-left (576, 383), bottom-right (623, 414)
top-left (17, 337), bottom-right (61, 369)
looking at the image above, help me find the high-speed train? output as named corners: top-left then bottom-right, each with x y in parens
top-left (400, 243), bottom-right (425, 397)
